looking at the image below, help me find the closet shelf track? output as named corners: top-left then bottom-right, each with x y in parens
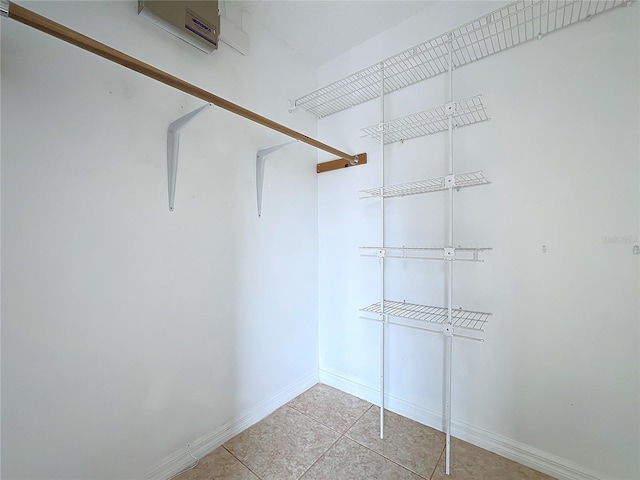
top-left (361, 96), bottom-right (488, 144)
top-left (294, 0), bottom-right (629, 118)
top-left (359, 246), bottom-right (492, 262)
top-left (360, 170), bottom-right (490, 199)
top-left (360, 300), bottom-right (490, 337)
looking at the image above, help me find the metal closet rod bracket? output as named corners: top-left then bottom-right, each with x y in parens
top-left (317, 152), bottom-right (367, 174)
top-left (256, 140), bottom-right (298, 217)
top-left (167, 103), bottom-right (213, 211)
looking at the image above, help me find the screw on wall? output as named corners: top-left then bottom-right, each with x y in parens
top-left (542, 245), bottom-right (547, 253)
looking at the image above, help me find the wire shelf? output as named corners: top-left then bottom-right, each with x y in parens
top-left (361, 300), bottom-right (490, 333)
top-left (360, 96), bottom-right (488, 144)
top-left (360, 246), bottom-right (492, 262)
top-left (294, 0), bottom-right (628, 118)
top-left (360, 170), bottom-right (489, 199)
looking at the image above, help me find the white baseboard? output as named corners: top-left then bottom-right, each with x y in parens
top-left (319, 369), bottom-right (618, 480)
top-left (139, 372), bottom-right (319, 480)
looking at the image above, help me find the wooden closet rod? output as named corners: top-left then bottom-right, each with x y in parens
top-left (2, 1), bottom-right (360, 164)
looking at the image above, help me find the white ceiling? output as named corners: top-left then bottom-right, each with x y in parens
top-left (236, 1), bottom-right (436, 66)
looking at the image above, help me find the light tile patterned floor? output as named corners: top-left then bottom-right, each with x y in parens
top-left (175, 383), bottom-right (555, 480)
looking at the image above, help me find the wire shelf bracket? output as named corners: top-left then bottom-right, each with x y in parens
top-left (360, 300), bottom-right (490, 341)
top-left (256, 140), bottom-right (298, 217)
top-left (360, 246), bottom-right (492, 262)
top-left (294, 0), bottom-right (631, 118)
top-left (361, 95), bottom-right (489, 145)
top-left (167, 103), bottom-right (212, 212)
top-left (360, 170), bottom-right (490, 199)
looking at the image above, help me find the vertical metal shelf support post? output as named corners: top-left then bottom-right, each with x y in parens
top-left (379, 62), bottom-right (386, 440)
top-left (167, 103), bottom-right (212, 211)
top-left (444, 36), bottom-right (454, 476)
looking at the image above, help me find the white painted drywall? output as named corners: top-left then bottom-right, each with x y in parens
top-left (1, 2), bottom-right (321, 478)
top-left (317, 2), bottom-right (639, 480)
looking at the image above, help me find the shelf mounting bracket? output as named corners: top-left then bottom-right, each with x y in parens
top-left (445, 101), bottom-right (456, 115)
top-left (256, 140), bottom-right (297, 217)
top-left (444, 247), bottom-right (455, 260)
top-left (317, 152), bottom-right (368, 174)
top-left (167, 103), bottom-right (212, 211)
top-left (444, 174), bottom-right (456, 189)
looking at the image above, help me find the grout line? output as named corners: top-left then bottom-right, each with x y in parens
top-left (287, 401), bottom-right (374, 437)
top-left (285, 404), bottom-right (346, 436)
top-left (222, 394), bottom-right (440, 480)
top-left (429, 445), bottom-right (446, 480)
top-left (198, 390), bottom-right (549, 480)
top-left (296, 433), bottom-right (343, 480)
top-left (344, 404), bottom-right (374, 436)
top-left (220, 389), bottom-right (440, 480)
top-left (222, 445), bottom-right (264, 480)
top-left (344, 406), bottom-right (445, 480)
top-left (285, 405), bottom-right (344, 435)
top-left (346, 434), bottom-right (434, 479)
top-left (294, 401), bottom-right (375, 479)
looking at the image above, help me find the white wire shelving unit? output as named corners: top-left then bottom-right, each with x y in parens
top-left (359, 246), bottom-right (492, 262)
top-left (360, 96), bottom-right (489, 145)
top-left (360, 300), bottom-right (490, 341)
top-left (294, 0), bottom-right (629, 118)
top-left (293, 0), bottom-right (632, 476)
top-left (360, 171), bottom-right (490, 199)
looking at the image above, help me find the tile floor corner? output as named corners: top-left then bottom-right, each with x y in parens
top-left (174, 383), bottom-right (556, 480)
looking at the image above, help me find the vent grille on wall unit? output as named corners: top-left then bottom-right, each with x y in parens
top-left (138, 1), bottom-right (220, 53)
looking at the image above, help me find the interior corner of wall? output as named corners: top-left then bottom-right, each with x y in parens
top-left (220, 16), bottom-right (250, 56)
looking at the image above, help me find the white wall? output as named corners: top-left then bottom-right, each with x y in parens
top-left (1, 2), bottom-right (319, 479)
top-left (317, 2), bottom-right (639, 480)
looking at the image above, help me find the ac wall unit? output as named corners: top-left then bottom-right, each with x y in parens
top-left (138, 1), bottom-right (220, 53)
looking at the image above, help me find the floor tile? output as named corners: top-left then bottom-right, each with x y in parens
top-left (300, 436), bottom-right (423, 480)
top-left (431, 438), bottom-right (556, 480)
top-left (173, 446), bottom-right (258, 480)
top-left (287, 383), bottom-right (372, 433)
top-left (223, 406), bottom-right (340, 480)
top-left (346, 406), bottom-right (444, 479)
